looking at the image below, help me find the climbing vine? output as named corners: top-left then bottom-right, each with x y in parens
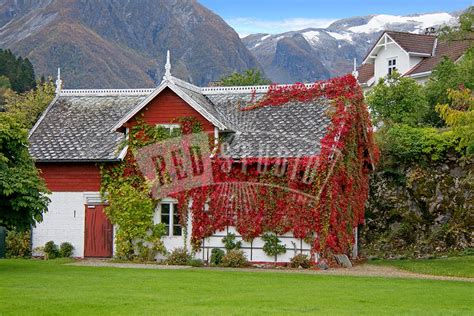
top-left (102, 75), bottom-right (378, 259)
top-left (100, 116), bottom-right (204, 260)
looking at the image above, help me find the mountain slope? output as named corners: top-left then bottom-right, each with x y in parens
top-left (0, 0), bottom-right (260, 88)
top-left (243, 12), bottom-right (458, 83)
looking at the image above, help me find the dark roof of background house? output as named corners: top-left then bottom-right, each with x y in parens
top-left (362, 30), bottom-right (437, 62)
top-left (357, 63), bottom-right (374, 85)
top-left (405, 38), bottom-right (474, 76)
top-left (385, 31), bottom-right (437, 55)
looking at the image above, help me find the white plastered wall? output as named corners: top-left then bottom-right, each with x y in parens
top-left (32, 192), bottom-right (89, 257)
top-left (374, 43), bottom-right (409, 81)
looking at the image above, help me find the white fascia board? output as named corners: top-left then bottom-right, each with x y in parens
top-left (117, 144), bottom-right (129, 160)
top-left (111, 81), bottom-right (169, 131)
top-left (406, 71), bottom-right (432, 79)
top-left (366, 77), bottom-right (376, 87)
top-left (364, 33), bottom-right (409, 64)
top-left (167, 82), bottom-right (227, 130)
top-left (408, 52), bottom-right (432, 57)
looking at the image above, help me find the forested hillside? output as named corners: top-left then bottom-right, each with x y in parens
top-left (0, 49), bottom-right (35, 93)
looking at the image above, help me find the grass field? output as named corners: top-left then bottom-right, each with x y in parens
top-left (369, 256), bottom-right (474, 278)
top-left (0, 259), bottom-right (473, 315)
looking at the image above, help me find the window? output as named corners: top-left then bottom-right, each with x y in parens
top-left (160, 202), bottom-right (181, 236)
top-left (156, 124), bottom-right (181, 137)
top-left (388, 58), bottom-right (397, 75)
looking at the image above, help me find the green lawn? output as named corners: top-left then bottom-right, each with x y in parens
top-left (369, 256), bottom-right (474, 278)
top-left (0, 259), bottom-right (473, 315)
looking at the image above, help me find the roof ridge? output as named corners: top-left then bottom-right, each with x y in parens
top-left (171, 76), bottom-right (202, 93)
top-left (201, 83), bottom-right (317, 95)
top-left (59, 88), bottom-right (154, 96)
top-left (385, 30), bottom-right (437, 37)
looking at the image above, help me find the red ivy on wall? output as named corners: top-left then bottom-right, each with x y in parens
top-left (105, 74), bottom-right (379, 258)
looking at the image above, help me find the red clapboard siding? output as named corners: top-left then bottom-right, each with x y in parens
top-left (127, 87), bottom-right (215, 132)
top-left (36, 163), bottom-right (102, 192)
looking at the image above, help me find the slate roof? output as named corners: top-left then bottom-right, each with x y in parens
top-left (29, 79), bottom-right (332, 161)
top-left (205, 93), bottom-right (331, 158)
top-left (29, 94), bottom-right (147, 161)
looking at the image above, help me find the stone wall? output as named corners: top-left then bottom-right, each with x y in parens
top-left (361, 155), bottom-right (473, 258)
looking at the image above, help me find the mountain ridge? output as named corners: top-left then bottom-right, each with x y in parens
top-left (0, 0), bottom-right (260, 88)
top-left (243, 12), bottom-right (458, 83)
top-left (0, 1), bottom-right (463, 87)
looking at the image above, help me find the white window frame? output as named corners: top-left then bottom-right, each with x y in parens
top-left (387, 57), bottom-right (397, 75)
top-left (159, 199), bottom-right (182, 237)
top-left (156, 124), bottom-right (181, 135)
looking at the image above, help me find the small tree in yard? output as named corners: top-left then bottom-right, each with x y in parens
top-left (367, 71), bottom-right (429, 127)
top-left (0, 112), bottom-right (50, 230)
top-left (436, 88), bottom-right (474, 155)
top-left (218, 69), bottom-right (271, 86)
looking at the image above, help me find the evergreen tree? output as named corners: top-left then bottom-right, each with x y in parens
top-left (0, 49), bottom-right (36, 93)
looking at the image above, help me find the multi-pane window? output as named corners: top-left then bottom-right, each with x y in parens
top-left (156, 124), bottom-right (181, 137)
top-left (388, 58), bottom-right (397, 75)
top-left (160, 202), bottom-right (182, 236)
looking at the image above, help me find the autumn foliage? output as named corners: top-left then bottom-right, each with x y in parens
top-left (103, 74), bottom-right (378, 258)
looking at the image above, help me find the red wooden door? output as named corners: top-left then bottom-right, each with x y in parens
top-left (84, 205), bottom-right (113, 257)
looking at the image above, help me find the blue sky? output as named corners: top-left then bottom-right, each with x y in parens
top-left (199, 0), bottom-right (473, 36)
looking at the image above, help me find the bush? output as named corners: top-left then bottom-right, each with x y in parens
top-left (188, 259), bottom-right (204, 267)
top-left (290, 254), bottom-right (312, 269)
top-left (59, 242), bottom-right (74, 258)
top-left (221, 250), bottom-right (248, 267)
top-left (5, 229), bottom-right (31, 258)
top-left (43, 241), bottom-right (59, 259)
top-left (378, 124), bottom-right (457, 165)
top-left (210, 248), bottom-right (225, 265)
top-left (262, 233), bottom-right (286, 260)
top-left (165, 248), bottom-right (192, 265)
top-left (222, 233), bottom-right (241, 252)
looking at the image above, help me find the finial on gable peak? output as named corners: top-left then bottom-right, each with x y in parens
top-left (163, 50), bottom-right (172, 81)
top-left (55, 67), bottom-right (63, 94)
top-left (352, 58), bottom-right (359, 79)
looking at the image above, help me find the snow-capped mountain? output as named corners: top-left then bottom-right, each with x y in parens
top-left (243, 12), bottom-right (458, 83)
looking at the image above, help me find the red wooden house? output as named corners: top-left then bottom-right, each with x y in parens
top-left (29, 54), bottom-right (375, 261)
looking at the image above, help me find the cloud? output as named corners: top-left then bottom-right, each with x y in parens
top-left (227, 17), bottom-right (336, 37)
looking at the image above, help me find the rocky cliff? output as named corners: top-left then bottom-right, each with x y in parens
top-left (362, 155), bottom-right (473, 258)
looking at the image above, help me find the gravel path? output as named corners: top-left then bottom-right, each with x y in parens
top-left (69, 260), bottom-right (473, 282)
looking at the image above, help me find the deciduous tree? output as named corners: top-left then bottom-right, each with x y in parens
top-left (367, 72), bottom-right (429, 127)
top-left (218, 69), bottom-right (271, 86)
top-left (0, 112), bottom-right (50, 230)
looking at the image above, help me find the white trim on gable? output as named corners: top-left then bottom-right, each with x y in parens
top-left (111, 79), bottom-right (227, 132)
top-left (363, 32), bottom-right (409, 64)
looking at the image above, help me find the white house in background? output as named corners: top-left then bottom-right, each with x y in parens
top-left (356, 30), bottom-right (473, 90)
